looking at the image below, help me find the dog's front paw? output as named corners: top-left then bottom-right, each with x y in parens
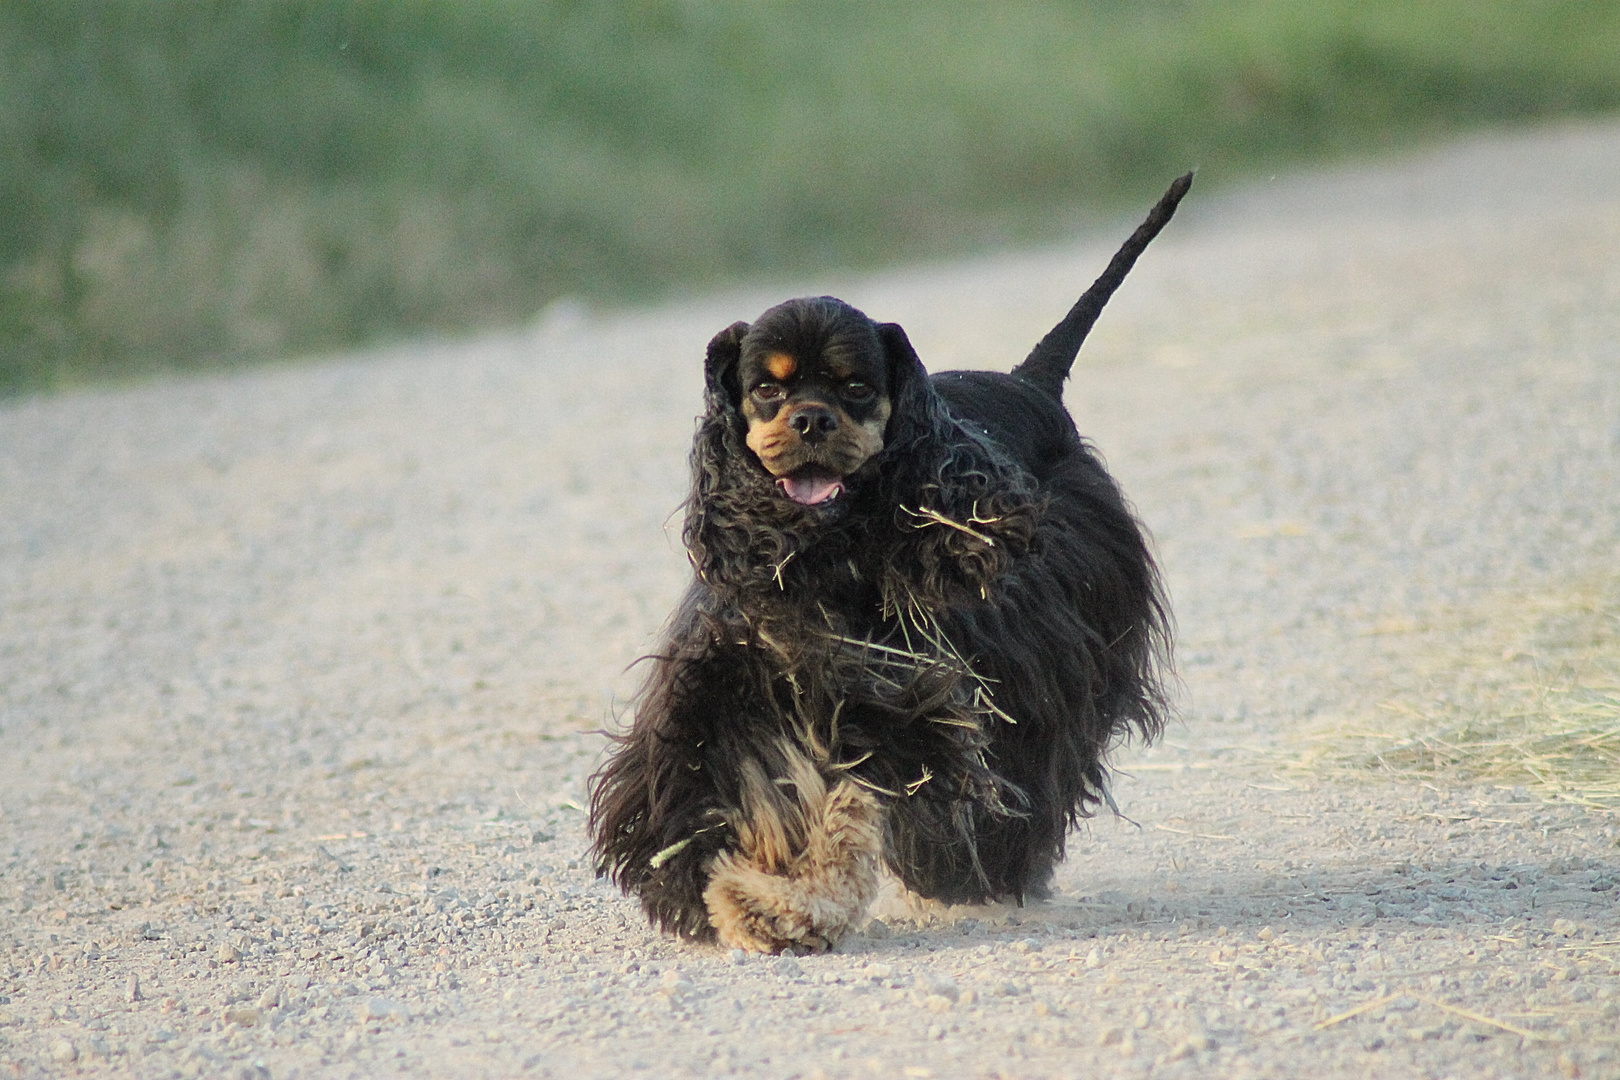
top-left (702, 779), bottom-right (882, 954)
top-left (703, 858), bottom-right (840, 953)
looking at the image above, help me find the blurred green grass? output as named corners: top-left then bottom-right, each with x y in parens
top-left (5, 1), bottom-right (1620, 394)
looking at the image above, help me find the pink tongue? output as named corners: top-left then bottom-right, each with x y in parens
top-left (778, 473), bottom-right (844, 505)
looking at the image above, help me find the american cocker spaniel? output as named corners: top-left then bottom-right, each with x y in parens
top-left (591, 175), bottom-right (1191, 952)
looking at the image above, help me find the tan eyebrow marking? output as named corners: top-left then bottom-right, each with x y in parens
top-left (765, 352), bottom-right (797, 381)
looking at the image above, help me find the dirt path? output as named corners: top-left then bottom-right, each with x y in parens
top-left (3, 121), bottom-right (1618, 1079)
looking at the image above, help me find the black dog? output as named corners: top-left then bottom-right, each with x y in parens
top-left (591, 175), bottom-right (1189, 952)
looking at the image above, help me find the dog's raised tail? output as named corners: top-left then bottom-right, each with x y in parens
top-left (1012, 171), bottom-right (1193, 399)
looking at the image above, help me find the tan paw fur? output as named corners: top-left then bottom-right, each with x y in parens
top-left (703, 765), bottom-right (882, 954)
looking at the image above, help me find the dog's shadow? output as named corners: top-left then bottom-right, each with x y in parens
top-left (838, 854), bottom-right (1610, 956)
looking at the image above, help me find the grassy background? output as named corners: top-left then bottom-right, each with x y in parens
top-left (5, 1), bottom-right (1620, 394)
top-left (1281, 578), bottom-right (1620, 814)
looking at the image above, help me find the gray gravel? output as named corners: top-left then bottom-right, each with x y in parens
top-left (3, 120), bottom-right (1619, 1079)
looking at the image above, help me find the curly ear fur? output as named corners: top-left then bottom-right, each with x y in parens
top-left (868, 322), bottom-right (1043, 609)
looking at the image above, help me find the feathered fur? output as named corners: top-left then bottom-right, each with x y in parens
top-left (590, 177), bottom-right (1188, 948)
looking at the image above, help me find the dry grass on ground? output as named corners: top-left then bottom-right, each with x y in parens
top-left (1286, 577), bottom-right (1620, 813)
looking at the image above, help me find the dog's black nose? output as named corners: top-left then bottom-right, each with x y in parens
top-left (788, 406), bottom-right (839, 442)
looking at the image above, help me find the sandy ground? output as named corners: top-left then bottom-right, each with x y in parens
top-left (3, 121), bottom-right (1619, 1079)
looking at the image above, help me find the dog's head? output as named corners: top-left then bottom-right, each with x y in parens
top-left (704, 297), bottom-right (925, 508)
top-left (692, 295), bottom-right (1041, 605)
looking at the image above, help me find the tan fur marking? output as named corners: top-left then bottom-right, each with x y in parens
top-left (744, 415), bottom-right (787, 471)
top-left (744, 395), bottom-right (891, 478)
top-left (853, 397), bottom-right (891, 461)
top-left (765, 352), bottom-right (797, 381)
top-left (732, 757), bottom-right (796, 872)
top-left (704, 746), bottom-right (883, 953)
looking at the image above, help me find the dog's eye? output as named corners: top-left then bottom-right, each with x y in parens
top-left (843, 380), bottom-right (874, 401)
top-left (752, 383), bottom-right (785, 402)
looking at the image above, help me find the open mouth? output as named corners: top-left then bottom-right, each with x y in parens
top-left (776, 466), bottom-right (845, 506)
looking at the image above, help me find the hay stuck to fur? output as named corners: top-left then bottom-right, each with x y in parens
top-left (1283, 578), bottom-right (1620, 813)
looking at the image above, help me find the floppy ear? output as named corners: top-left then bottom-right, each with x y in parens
top-left (881, 323), bottom-right (933, 437)
top-left (871, 319), bottom-right (1041, 605)
top-left (705, 321), bottom-right (750, 407)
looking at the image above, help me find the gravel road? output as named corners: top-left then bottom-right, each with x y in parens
top-left (3, 121), bottom-right (1619, 1079)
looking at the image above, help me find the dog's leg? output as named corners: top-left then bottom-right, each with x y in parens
top-left (703, 752), bottom-right (883, 953)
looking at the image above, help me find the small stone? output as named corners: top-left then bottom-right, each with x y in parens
top-left (865, 962), bottom-right (894, 980)
top-left (921, 994), bottom-right (953, 1013)
top-left (772, 957), bottom-right (804, 979)
top-left (1085, 947), bottom-right (1102, 969)
top-left (1258, 926), bottom-right (1276, 942)
top-left (1118, 1035), bottom-right (1137, 1057)
top-left (917, 975), bottom-right (958, 1001)
top-left (125, 974), bottom-right (143, 1002)
top-left (216, 944), bottom-right (242, 964)
top-left (728, 949), bottom-right (747, 966)
top-left (363, 997), bottom-right (409, 1021)
top-left (1164, 1039), bottom-right (1197, 1063)
top-left (51, 1040), bottom-right (78, 1063)
top-left (257, 987), bottom-right (281, 1010)
top-left (223, 1006), bottom-right (261, 1027)
top-left (659, 969), bottom-right (694, 1000)
top-left (864, 919), bottom-right (891, 940)
top-left (1099, 1026), bottom-right (1123, 1046)
top-left (1032, 998), bottom-right (1055, 1016)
